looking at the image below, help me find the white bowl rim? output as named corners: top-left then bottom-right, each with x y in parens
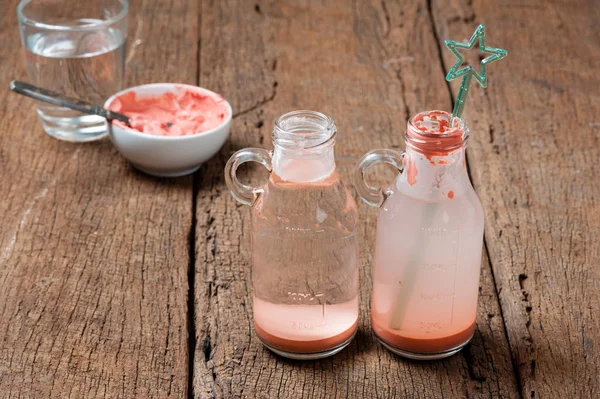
top-left (104, 83), bottom-right (233, 141)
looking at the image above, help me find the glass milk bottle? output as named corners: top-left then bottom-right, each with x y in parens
top-left (354, 110), bottom-right (484, 360)
top-left (225, 110), bottom-right (359, 359)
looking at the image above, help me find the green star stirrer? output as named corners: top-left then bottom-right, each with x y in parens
top-left (444, 24), bottom-right (508, 120)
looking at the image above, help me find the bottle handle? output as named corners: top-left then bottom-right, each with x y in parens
top-left (354, 149), bottom-right (404, 207)
top-left (225, 148), bottom-right (272, 206)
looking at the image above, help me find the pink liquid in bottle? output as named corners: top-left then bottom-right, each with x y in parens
top-left (371, 190), bottom-right (482, 355)
top-left (356, 111), bottom-right (484, 359)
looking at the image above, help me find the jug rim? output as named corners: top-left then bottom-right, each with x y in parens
top-left (274, 110), bottom-right (337, 150)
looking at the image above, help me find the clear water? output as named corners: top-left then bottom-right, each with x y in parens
top-left (251, 170), bottom-right (359, 355)
top-left (23, 22), bottom-right (126, 141)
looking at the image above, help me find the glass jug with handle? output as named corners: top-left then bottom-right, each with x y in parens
top-left (354, 110), bottom-right (484, 360)
top-left (225, 110), bottom-right (359, 359)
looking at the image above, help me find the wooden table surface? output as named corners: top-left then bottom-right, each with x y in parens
top-left (1, 0), bottom-right (598, 397)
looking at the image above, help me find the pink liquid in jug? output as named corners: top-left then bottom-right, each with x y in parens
top-left (226, 111), bottom-right (360, 359)
top-left (251, 158), bottom-right (359, 357)
top-left (253, 296), bottom-right (358, 354)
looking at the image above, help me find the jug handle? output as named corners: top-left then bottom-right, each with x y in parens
top-left (354, 149), bottom-right (404, 207)
top-left (225, 148), bottom-right (272, 206)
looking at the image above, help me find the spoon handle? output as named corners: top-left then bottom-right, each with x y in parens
top-left (9, 80), bottom-right (130, 124)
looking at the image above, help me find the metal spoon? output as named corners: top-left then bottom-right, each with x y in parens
top-left (10, 80), bottom-right (132, 125)
top-left (9, 80), bottom-right (175, 129)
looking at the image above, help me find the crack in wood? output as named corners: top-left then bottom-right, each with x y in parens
top-left (489, 124), bottom-right (496, 144)
top-left (380, 0), bottom-right (391, 38)
top-left (187, 172), bottom-right (199, 399)
top-left (232, 81), bottom-right (278, 119)
top-left (519, 273), bottom-right (528, 289)
top-left (202, 335), bottom-right (213, 362)
top-left (462, 345), bottom-right (487, 383)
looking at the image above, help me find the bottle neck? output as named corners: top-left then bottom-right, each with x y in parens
top-left (271, 110), bottom-right (337, 183)
top-left (397, 146), bottom-right (470, 200)
top-left (396, 110), bottom-right (471, 200)
top-left (272, 145), bottom-right (336, 183)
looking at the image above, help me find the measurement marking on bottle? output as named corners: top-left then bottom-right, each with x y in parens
top-left (420, 321), bottom-right (444, 331)
top-left (284, 226), bottom-right (312, 233)
top-left (414, 228), bottom-right (461, 325)
top-left (420, 228), bottom-right (461, 240)
top-left (420, 292), bottom-right (454, 301)
top-left (291, 321), bottom-right (315, 330)
top-left (287, 292), bottom-right (325, 301)
top-left (287, 292), bottom-right (328, 323)
top-left (421, 227), bottom-right (450, 237)
top-left (450, 230), bottom-right (461, 324)
top-left (418, 263), bottom-right (457, 271)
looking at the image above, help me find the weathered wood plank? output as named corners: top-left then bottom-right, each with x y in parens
top-left (194, 1), bottom-right (518, 397)
top-left (431, 0), bottom-right (600, 397)
top-left (0, 0), bottom-right (197, 396)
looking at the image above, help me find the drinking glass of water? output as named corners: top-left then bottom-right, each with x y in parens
top-left (17, 0), bottom-right (128, 142)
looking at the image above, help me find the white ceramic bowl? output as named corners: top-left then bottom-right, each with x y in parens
top-left (104, 83), bottom-right (232, 177)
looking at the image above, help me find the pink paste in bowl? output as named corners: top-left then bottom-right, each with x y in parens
top-left (108, 88), bottom-right (228, 136)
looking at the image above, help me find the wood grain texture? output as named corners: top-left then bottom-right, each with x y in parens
top-left (0, 0), bottom-right (196, 396)
top-left (194, 0), bottom-right (518, 397)
top-left (431, 0), bottom-right (600, 397)
top-left (2, 0), bottom-right (596, 397)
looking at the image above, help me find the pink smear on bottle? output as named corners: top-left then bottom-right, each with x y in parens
top-left (109, 88), bottom-right (228, 136)
top-left (406, 156), bottom-right (418, 186)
